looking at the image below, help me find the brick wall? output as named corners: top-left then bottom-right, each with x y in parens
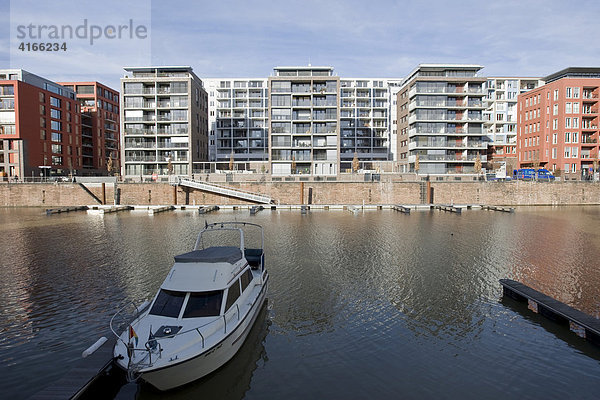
top-left (1, 181), bottom-right (599, 207)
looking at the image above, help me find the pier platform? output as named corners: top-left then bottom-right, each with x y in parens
top-left (29, 337), bottom-right (116, 400)
top-left (500, 279), bottom-right (600, 346)
top-left (46, 206), bottom-right (88, 215)
top-left (482, 205), bottom-right (515, 213)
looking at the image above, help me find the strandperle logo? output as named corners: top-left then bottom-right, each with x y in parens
top-left (16, 19), bottom-right (148, 45)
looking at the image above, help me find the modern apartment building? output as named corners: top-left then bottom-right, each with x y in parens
top-left (397, 64), bottom-right (487, 175)
top-left (120, 66), bottom-right (208, 178)
top-left (204, 78), bottom-right (269, 168)
top-left (517, 67), bottom-right (600, 179)
top-left (206, 66), bottom-right (401, 176)
top-left (484, 77), bottom-right (543, 170)
top-left (268, 66), bottom-right (339, 175)
top-left (339, 77), bottom-right (402, 172)
top-left (0, 69), bottom-right (80, 179)
top-left (59, 82), bottom-right (120, 175)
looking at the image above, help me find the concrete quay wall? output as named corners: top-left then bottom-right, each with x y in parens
top-left (1, 181), bottom-right (599, 207)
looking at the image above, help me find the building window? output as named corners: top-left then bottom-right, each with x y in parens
top-left (571, 163), bottom-right (577, 173)
top-left (565, 118), bottom-right (571, 128)
top-left (573, 103), bottom-right (580, 114)
top-left (565, 102), bottom-right (572, 113)
top-left (552, 148), bottom-right (557, 159)
top-left (553, 104), bottom-right (558, 115)
top-left (554, 89), bottom-right (559, 100)
top-left (565, 132), bottom-right (570, 143)
top-left (566, 87), bottom-right (572, 98)
top-left (573, 87), bottom-right (580, 98)
top-left (50, 109), bottom-right (61, 119)
top-left (50, 96), bottom-right (61, 108)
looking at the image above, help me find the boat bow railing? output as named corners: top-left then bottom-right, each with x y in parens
top-left (112, 306), bottom-right (243, 369)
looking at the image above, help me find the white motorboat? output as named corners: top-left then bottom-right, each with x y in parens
top-left (110, 222), bottom-right (269, 391)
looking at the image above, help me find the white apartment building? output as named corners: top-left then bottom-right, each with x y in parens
top-left (484, 77), bottom-right (543, 168)
top-left (120, 66), bottom-right (208, 178)
top-left (206, 66), bottom-right (402, 175)
top-left (204, 78), bottom-right (269, 169)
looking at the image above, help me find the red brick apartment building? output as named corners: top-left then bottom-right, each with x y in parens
top-left (517, 67), bottom-right (600, 179)
top-left (59, 82), bottom-right (120, 175)
top-left (0, 70), bottom-right (81, 180)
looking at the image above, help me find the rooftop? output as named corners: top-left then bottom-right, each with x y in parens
top-left (544, 67), bottom-right (600, 84)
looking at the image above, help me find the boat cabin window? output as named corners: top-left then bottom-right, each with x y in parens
top-left (149, 289), bottom-right (186, 318)
top-left (240, 268), bottom-right (253, 292)
top-left (183, 290), bottom-right (224, 318)
top-left (225, 279), bottom-right (241, 312)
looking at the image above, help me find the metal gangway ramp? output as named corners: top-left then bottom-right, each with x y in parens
top-left (171, 176), bottom-right (273, 204)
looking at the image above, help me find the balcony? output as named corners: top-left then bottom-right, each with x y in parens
top-left (409, 154), bottom-right (487, 162)
top-left (125, 142), bottom-right (156, 149)
top-left (125, 155), bottom-right (158, 162)
top-left (125, 128), bottom-right (156, 135)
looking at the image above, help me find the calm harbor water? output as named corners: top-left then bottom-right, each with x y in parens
top-left (0, 207), bottom-right (599, 399)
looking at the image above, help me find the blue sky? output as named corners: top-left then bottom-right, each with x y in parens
top-left (2, 0), bottom-right (600, 89)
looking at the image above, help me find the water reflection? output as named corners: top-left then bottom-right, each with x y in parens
top-left (0, 208), bottom-right (599, 400)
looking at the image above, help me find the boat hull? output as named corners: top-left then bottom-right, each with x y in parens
top-left (139, 279), bottom-right (268, 391)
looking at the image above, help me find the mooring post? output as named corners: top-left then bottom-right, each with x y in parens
top-left (172, 185), bottom-right (177, 205)
top-left (300, 182), bottom-right (304, 205)
top-left (426, 180), bottom-right (432, 204)
top-left (101, 182), bottom-right (106, 205)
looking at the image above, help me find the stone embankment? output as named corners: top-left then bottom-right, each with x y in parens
top-left (1, 180), bottom-right (599, 207)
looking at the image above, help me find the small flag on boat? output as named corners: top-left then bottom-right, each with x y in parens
top-left (129, 325), bottom-right (139, 346)
top-left (148, 327), bottom-right (157, 350)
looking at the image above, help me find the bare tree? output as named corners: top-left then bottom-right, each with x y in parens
top-left (474, 154), bottom-right (482, 174)
top-left (107, 155), bottom-right (113, 175)
top-left (352, 152), bottom-right (359, 173)
top-left (414, 154), bottom-right (420, 175)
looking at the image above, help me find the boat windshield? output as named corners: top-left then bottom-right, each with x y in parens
top-left (183, 290), bottom-right (224, 318)
top-left (149, 289), bottom-right (186, 318)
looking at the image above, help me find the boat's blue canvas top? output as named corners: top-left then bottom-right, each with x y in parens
top-left (174, 246), bottom-right (243, 264)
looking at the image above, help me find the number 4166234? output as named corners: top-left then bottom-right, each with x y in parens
top-left (18, 43), bottom-right (67, 52)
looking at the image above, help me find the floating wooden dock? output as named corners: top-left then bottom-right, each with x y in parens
top-left (300, 205), bottom-right (309, 214)
top-left (250, 205), bottom-right (264, 215)
top-left (46, 206), bottom-right (88, 215)
top-left (482, 205), bottom-right (515, 213)
top-left (198, 205), bottom-right (219, 214)
top-left (87, 205), bottom-right (133, 215)
top-left (148, 205), bottom-right (174, 215)
top-left (435, 204), bottom-right (461, 214)
top-left (29, 336), bottom-right (116, 400)
top-left (500, 279), bottom-right (600, 346)
top-left (391, 205), bottom-right (411, 214)
top-left (347, 205), bottom-right (360, 214)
